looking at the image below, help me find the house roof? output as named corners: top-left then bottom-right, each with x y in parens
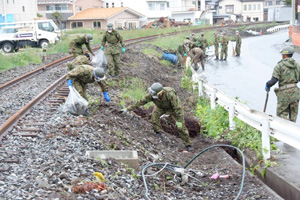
top-left (68, 7), bottom-right (145, 20)
top-left (37, 0), bottom-right (73, 3)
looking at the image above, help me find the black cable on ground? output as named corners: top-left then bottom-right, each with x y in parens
top-left (141, 144), bottom-right (246, 200)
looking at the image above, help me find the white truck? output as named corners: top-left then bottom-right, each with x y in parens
top-left (0, 19), bottom-right (61, 53)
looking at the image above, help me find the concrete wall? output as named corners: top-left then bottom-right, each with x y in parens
top-left (75, 0), bottom-right (104, 13)
top-left (0, 0), bottom-right (38, 22)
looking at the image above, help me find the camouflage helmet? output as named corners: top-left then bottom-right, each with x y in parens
top-left (107, 23), bottom-right (113, 28)
top-left (236, 30), bottom-right (239, 33)
top-left (201, 32), bottom-right (204, 36)
top-left (148, 83), bottom-right (163, 98)
top-left (85, 34), bottom-right (93, 42)
top-left (213, 32), bottom-right (216, 35)
top-left (186, 36), bottom-right (190, 40)
top-left (280, 46), bottom-right (294, 55)
top-left (94, 68), bottom-right (105, 82)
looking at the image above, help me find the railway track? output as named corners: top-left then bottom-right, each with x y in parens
top-left (0, 22), bottom-right (274, 137)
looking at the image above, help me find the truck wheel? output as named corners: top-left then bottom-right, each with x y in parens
top-left (39, 40), bottom-right (49, 49)
top-left (2, 42), bottom-right (14, 53)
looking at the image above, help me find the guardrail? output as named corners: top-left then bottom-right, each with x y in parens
top-left (187, 57), bottom-right (300, 160)
top-left (266, 24), bottom-right (290, 33)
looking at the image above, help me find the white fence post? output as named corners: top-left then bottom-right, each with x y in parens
top-left (198, 80), bottom-right (203, 97)
top-left (229, 103), bottom-right (236, 130)
top-left (192, 74), bottom-right (196, 90)
top-left (262, 119), bottom-right (271, 160)
top-left (210, 90), bottom-right (216, 109)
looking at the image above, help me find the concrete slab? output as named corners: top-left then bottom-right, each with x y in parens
top-left (86, 150), bottom-right (139, 169)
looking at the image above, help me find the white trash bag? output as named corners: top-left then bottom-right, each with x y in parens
top-left (91, 49), bottom-right (108, 70)
top-left (63, 87), bottom-right (88, 115)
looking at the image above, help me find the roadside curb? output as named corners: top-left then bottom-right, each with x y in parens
top-left (237, 149), bottom-right (300, 200)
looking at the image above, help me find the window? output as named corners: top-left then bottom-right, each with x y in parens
top-left (265, 1), bottom-right (272, 5)
top-left (248, 4), bottom-right (251, 10)
top-left (71, 22), bottom-right (83, 29)
top-left (93, 21), bottom-right (101, 28)
top-left (225, 5), bottom-right (234, 13)
top-left (22, 6), bottom-right (25, 12)
top-left (117, 22), bottom-right (123, 29)
top-left (128, 22), bottom-right (136, 29)
top-left (78, 7), bottom-right (82, 11)
top-left (121, 2), bottom-right (123, 7)
top-left (46, 5), bottom-right (54, 11)
top-left (55, 4), bottom-right (67, 11)
top-left (106, 3), bottom-right (109, 8)
top-left (38, 22), bottom-right (54, 32)
top-left (167, 2), bottom-right (169, 8)
top-left (253, 17), bottom-right (258, 21)
top-left (258, 4), bottom-right (261, 10)
top-left (276, 1), bottom-right (281, 5)
top-left (160, 3), bottom-right (165, 10)
top-left (253, 4), bottom-right (256, 10)
top-left (112, 3), bottom-right (114, 7)
top-left (244, 5), bottom-right (247, 11)
top-left (148, 2), bottom-right (155, 10)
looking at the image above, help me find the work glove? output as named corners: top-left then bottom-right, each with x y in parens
top-left (92, 52), bottom-right (95, 56)
top-left (265, 85), bottom-right (270, 92)
top-left (67, 79), bottom-right (73, 89)
top-left (101, 46), bottom-right (104, 50)
top-left (184, 53), bottom-right (187, 56)
top-left (122, 47), bottom-right (126, 53)
top-left (196, 42), bottom-right (200, 45)
top-left (122, 108), bottom-right (128, 114)
top-left (219, 44), bottom-right (222, 48)
top-left (69, 48), bottom-right (72, 54)
top-left (103, 92), bottom-right (110, 102)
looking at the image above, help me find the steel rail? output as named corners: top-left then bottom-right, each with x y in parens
top-left (0, 75), bottom-right (66, 138)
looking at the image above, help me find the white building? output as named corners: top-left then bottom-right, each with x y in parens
top-left (103, 0), bottom-right (214, 25)
top-left (218, 0), bottom-right (264, 22)
top-left (0, 0), bottom-right (38, 23)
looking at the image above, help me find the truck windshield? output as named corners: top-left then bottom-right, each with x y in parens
top-left (49, 20), bottom-right (60, 32)
top-left (38, 22), bottom-right (55, 32)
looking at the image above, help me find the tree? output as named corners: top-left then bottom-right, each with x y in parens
top-left (50, 12), bottom-right (63, 28)
top-left (37, 13), bottom-right (43, 18)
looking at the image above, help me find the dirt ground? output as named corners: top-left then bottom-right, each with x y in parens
top-left (60, 43), bottom-right (280, 199)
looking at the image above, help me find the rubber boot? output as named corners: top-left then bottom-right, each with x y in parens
top-left (214, 56), bottom-right (219, 60)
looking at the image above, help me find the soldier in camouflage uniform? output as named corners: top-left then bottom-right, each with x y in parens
top-left (220, 32), bottom-right (228, 61)
top-left (213, 32), bottom-right (219, 60)
top-left (188, 47), bottom-right (205, 71)
top-left (123, 83), bottom-right (193, 151)
top-left (265, 46), bottom-right (300, 122)
top-left (198, 33), bottom-right (208, 53)
top-left (69, 34), bottom-right (95, 58)
top-left (67, 53), bottom-right (91, 71)
top-left (232, 31), bottom-right (242, 57)
top-left (66, 65), bottom-right (110, 103)
top-left (101, 23), bottom-right (125, 77)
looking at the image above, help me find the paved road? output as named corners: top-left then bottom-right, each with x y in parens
top-left (199, 30), bottom-right (300, 199)
top-left (201, 30), bottom-right (300, 122)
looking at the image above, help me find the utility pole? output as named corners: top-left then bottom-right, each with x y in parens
top-left (291, 0), bottom-right (295, 25)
